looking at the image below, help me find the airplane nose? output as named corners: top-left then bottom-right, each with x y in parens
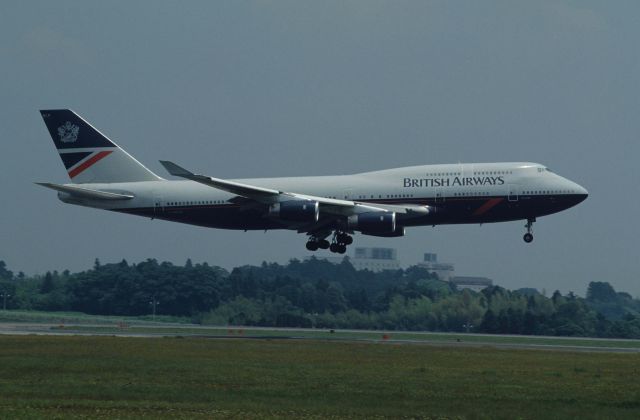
top-left (574, 183), bottom-right (588, 204)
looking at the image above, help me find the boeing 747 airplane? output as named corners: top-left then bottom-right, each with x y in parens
top-left (38, 110), bottom-right (588, 254)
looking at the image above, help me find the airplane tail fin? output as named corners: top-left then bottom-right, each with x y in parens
top-left (40, 109), bottom-right (161, 184)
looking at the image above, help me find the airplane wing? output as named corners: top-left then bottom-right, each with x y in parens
top-left (159, 161), bottom-right (432, 231)
top-left (159, 161), bottom-right (281, 201)
top-left (160, 160), bottom-right (355, 208)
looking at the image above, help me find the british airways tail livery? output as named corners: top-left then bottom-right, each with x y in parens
top-left (38, 109), bottom-right (588, 254)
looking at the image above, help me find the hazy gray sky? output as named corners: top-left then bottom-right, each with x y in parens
top-left (1, 1), bottom-right (638, 296)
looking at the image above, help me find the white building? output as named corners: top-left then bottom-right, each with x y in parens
top-left (350, 247), bottom-right (401, 272)
top-left (305, 250), bottom-right (493, 289)
top-left (451, 276), bottom-right (493, 292)
top-left (417, 253), bottom-right (455, 281)
top-left (305, 247), bottom-right (401, 272)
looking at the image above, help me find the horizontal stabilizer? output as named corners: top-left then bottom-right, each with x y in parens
top-left (35, 182), bottom-right (134, 200)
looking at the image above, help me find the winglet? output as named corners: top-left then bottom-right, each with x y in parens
top-left (159, 161), bottom-right (194, 178)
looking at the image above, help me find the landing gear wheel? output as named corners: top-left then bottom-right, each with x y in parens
top-left (336, 232), bottom-right (353, 245)
top-left (318, 239), bottom-right (330, 249)
top-left (306, 241), bottom-right (319, 251)
top-left (523, 218), bottom-right (535, 244)
top-left (328, 230), bottom-right (353, 253)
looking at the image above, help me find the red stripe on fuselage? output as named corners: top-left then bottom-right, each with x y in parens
top-left (473, 197), bottom-right (504, 216)
top-left (68, 151), bottom-right (113, 179)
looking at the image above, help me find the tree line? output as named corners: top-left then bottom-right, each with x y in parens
top-left (1, 258), bottom-right (639, 338)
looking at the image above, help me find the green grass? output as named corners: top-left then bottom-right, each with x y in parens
top-left (0, 309), bottom-right (191, 325)
top-left (0, 336), bottom-right (639, 419)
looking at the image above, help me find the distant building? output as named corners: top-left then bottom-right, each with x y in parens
top-left (350, 247), bottom-right (401, 272)
top-left (451, 276), bottom-right (493, 292)
top-left (417, 253), bottom-right (455, 281)
top-left (305, 247), bottom-right (401, 272)
top-left (305, 249), bottom-right (493, 289)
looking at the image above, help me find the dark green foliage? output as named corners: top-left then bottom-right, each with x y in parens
top-left (3, 259), bottom-right (640, 338)
top-left (40, 272), bottom-right (54, 294)
top-left (585, 281), bottom-right (640, 320)
top-left (587, 281), bottom-right (618, 302)
top-left (65, 259), bottom-right (224, 316)
top-left (0, 260), bottom-right (13, 281)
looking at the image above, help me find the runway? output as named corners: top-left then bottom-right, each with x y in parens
top-left (1, 322), bottom-right (639, 353)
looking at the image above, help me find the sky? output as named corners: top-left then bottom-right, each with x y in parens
top-left (1, 1), bottom-right (638, 296)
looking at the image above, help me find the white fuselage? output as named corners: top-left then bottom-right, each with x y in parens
top-left (58, 162), bottom-right (587, 232)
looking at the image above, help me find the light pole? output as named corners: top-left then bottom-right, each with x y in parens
top-left (149, 296), bottom-right (159, 321)
top-left (0, 292), bottom-right (10, 311)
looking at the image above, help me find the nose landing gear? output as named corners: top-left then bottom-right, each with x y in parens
top-left (523, 218), bottom-right (535, 243)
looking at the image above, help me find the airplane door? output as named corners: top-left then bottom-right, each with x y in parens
top-left (153, 192), bottom-right (165, 217)
top-left (435, 187), bottom-right (446, 203)
top-left (508, 184), bottom-right (519, 202)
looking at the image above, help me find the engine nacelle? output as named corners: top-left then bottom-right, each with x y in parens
top-left (361, 227), bottom-right (406, 238)
top-left (347, 212), bottom-right (396, 234)
top-left (269, 200), bottom-right (319, 223)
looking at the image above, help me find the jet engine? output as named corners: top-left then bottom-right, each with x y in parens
top-left (347, 212), bottom-right (397, 234)
top-left (269, 200), bottom-right (319, 222)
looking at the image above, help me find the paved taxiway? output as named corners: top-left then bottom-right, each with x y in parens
top-left (1, 322), bottom-right (639, 353)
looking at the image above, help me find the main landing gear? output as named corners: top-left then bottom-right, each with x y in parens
top-left (306, 231), bottom-right (353, 254)
top-left (305, 238), bottom-right (329, 251)
top-left (523, 218), bottom-right (535, 243)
